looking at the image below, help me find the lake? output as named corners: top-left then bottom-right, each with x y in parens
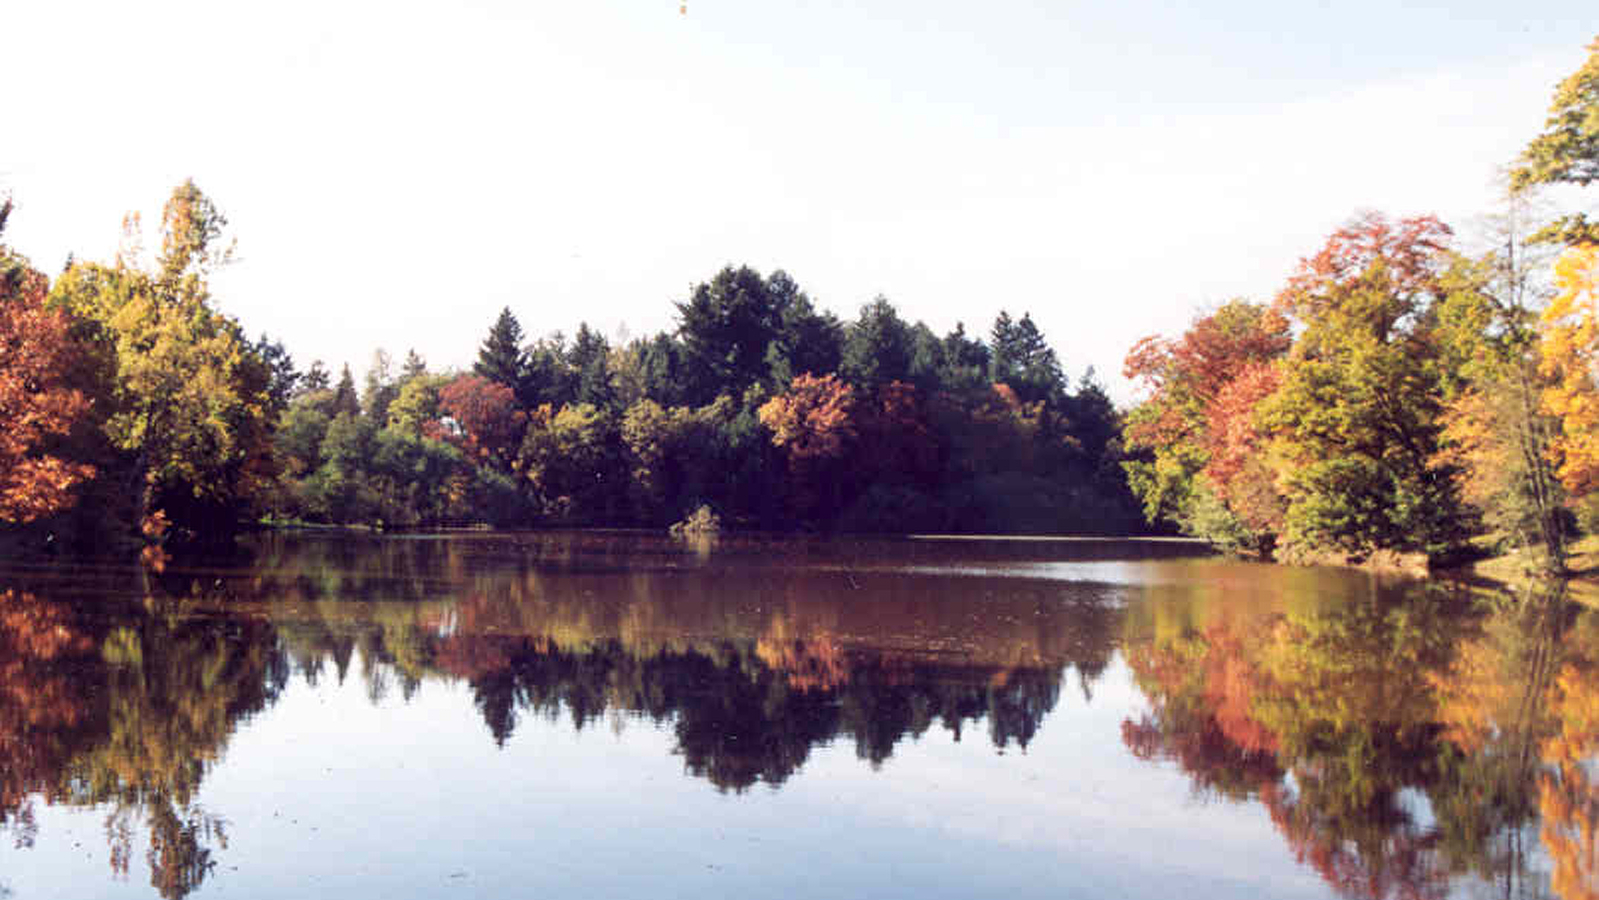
top-left (0, 531), bottom-right (1591, 899)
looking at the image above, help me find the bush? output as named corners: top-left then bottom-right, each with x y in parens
top-left (669, 504), bottom-right (721, 536)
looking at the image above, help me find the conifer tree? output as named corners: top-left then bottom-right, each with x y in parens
top-left (475, 308), bottom-right (529, 397)
top-left (332, 364), bottom-right (360, 418)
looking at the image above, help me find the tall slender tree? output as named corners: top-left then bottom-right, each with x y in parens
top-left (475, 307), bottom-right (529, 401)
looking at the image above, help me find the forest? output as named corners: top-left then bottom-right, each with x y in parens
top-left (2, 36), bottom-right (1597, 566)
top-left (1120, 36), bottom-right (1599, 571)
top-left (0, 182), bottom-right (1134, 552)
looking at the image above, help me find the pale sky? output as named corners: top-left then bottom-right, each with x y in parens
top-left (3, 1), bottom-right (1594, 404)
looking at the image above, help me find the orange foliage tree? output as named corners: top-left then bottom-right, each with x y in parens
top-left (1540, 243), bottom-right (1599, 496)
top-left (758, 373), bottom-right (856, 459)
top-left (1121, 300), bottom-right (1290, 551)
top-left (0, 200), bottom-right (94, 525)
top-left (759, 373), bottom-right (856, 519)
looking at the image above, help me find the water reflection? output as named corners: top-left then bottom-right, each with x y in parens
top-left (0, 583), bottom-right (278, 898)
top-left (7, 534), bottom-right (1599, 898)
top-left (0, 533), bottom-right (1131, 896)
top-left (1121, 574), bottom-right (1599, 900)
top-left (230, 532), bottom-right (1126, 789)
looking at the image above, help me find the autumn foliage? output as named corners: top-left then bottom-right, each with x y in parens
top-left (0, 203), bottom-right (94, 525)
top-left (436, 374), bottom-right (526, 470)
top-left (758, 373), bottom-right (856, 460)
top-left (1541, 243), bottom-right (1599, 495)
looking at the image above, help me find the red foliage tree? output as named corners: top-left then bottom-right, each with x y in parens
top-left (435, 374), bottom-right (526, 471)
top-left (1276, 211), bottom-right (1453, 321)
top-left (1123, 300), bottom-right (1291, 452)
top-left (1203, 363), bottom-right (1287, 534)
top-left (0, 203), bottom-right (95, 524)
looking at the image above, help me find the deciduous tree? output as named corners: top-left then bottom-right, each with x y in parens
top-left (47, 182), bottom-right (276, 540)
top-left (1511, 36), bottom-right (1599, 245)
top-left (758, 373), bottom-right (856, 461)
top-left (436, 374), bottom-right (526, 472)
top-left (0, 203), bottom-right (94, 524)
top-left (1540, 243), bottom-right (1599, 496)
top-left (1264, 213), bottom-right (1465, 560)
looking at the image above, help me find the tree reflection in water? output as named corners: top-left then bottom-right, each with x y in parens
top-left (16, 532), bottom-right (1599, 899)
top-left (1122, 574), bottom-right (1599, 900)
top-left (0, 531), bottom-right (1125, 892)
top-left (0, 583), bottom-right (276, 898)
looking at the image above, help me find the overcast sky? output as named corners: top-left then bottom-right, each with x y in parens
top-left (3, 1), bottom-right (1594, 404)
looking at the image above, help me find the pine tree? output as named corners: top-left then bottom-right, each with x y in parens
top-left (401, 348), bottom-right (427, 381)
top-left (302, 360), bottom-right (330, 393)
top-left (840, 296), bottom-right (912, 391)
top-left (474, 308), bottom-right (529, 399)
top-left (990, 311), bottom-right (1064, 407)
top-left (332, 364), bottom-right (360, 418)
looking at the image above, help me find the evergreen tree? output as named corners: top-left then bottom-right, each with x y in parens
top-left (302, 360), bottom-right (331, 394)
top-left (639, 333), bottom-right (689, 408)
top-left (840, 296), bottom-right (912, 391)
top-left (570, 323), bottom-right (615, 409)
top-left (990, 311), bottom-right (1065, 407)
top-left (525, 333), bottom-right (575, 409)
top-left (253, 334), bottom-right (300, 416)
top-left (401, 348), bottom-right (427, 381)
top-left (766, 283), bottom-right (844, 389)
top-left (939, 323), bottom-right (991, 394)
top-left (362, 349), bottom-right (399, 425)
top-left (676, 265), bottom-right (788, 404)
top-left (332, 364), bottom-right (360, 418)
top-left (474, 307), bottom-right (533, 405)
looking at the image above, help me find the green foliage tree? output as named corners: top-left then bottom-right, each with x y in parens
top-left (47, 181), bottom-right (276, 541)
top-left (990, 311), bottom-right (1065, 407)
top-left (1264, 214), bottom-right (1466, 560)
top-left (676, 266), bottom-right (791, 404)
top-left (361, 349), bottom-right (399, 426)
top-left (331, 364), bottom-right (360, 419)
top-left (386, 373), bottom-right (448, 434)
top-left (520, 403), bottom-right (617, 521)
top-left (275, 398), bottom-right (331, 479)
top-left (1511, 36), bottom-right (1599, 245)
top-left (840, 296), bottom-right (912, 391)
top-left (474, 308), bottom-right (536, 407)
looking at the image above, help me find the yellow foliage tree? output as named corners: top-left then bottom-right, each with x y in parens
top-left (1540, 244), bottom-right (1599, 495)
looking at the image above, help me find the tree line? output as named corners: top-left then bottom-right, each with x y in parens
top-left (0, 189), bottom-right (1137, 551)
top-left (8, 36), bottom-right (1596, 561)
top-left (1121, 36), bottom-right (1599, 571)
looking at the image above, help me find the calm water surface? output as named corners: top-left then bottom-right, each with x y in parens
top-left (0, 532), bottom-right (1592, 898)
